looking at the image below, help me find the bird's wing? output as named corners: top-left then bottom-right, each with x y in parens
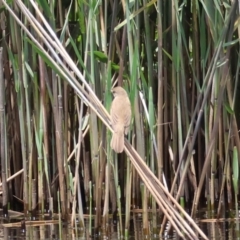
top-left (124, 102), bottom-right (131, 134)
top-left (111, 110), bottom-right (119, 125)
top-left (110, 96), bottom-right (130, 133)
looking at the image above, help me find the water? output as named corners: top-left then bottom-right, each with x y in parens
top-left (0, 211), bottom-right (240, 239)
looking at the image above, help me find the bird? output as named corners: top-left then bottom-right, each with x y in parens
top-left (110, 86), bottom-right (131, 153)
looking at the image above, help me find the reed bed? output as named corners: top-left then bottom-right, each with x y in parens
top-left (0, 0), bottom-right (239, 239)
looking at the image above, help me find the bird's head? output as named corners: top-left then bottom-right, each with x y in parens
top-left (111, 86), bottom-right (128, 97)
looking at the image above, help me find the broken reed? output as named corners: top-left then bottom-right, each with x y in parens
top-left (0, 0), bottom-right (239, 235)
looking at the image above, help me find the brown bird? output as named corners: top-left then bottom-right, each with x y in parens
top-left (110, 86), bottom-right (131, 153)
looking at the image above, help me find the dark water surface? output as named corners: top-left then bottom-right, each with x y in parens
top-left (0, 211), bottom-right (239, 239)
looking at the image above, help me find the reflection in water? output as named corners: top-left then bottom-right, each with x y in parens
top-left (0, 211), bottom-right (240, 239)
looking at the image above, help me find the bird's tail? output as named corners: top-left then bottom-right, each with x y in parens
top-left (111, 126), bottom-right (124, 153)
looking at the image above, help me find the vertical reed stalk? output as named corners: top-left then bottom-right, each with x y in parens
top-left (157, 0), bottom-right (164, 182)
top-left (11, 3), bottom-right (29, 213)
top-left (125, 157), bottom-right (132, 232)
top-left (71, 100), bottom-right (84, 227)
top-left (0, 47), bottom-right (8, 213)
